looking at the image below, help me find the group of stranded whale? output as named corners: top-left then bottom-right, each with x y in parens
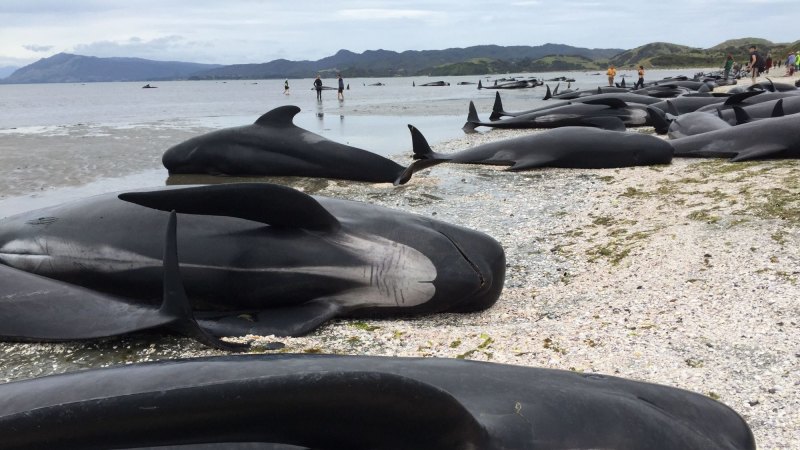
top-left (0, 72), bottom-right (784, 448)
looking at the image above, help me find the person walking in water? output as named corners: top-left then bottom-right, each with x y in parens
top-left (337, 73), bottom-right (345, 100)
top-left (634, 65), bottom-right (644, 89)
top-left (314, 75), bottom-right (323, 101)
top-left (606, 65), bottom-right (616, 87)
top-left (283, 79), bottom-right (290, 95)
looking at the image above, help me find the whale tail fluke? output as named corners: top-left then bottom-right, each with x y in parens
top-left (395, 125), bottom-right (450, 185)
top-left (462, 101), bottom-right (481, 132)
top-left (394, 159), bottom-right (448, 185)
top-left (489, 92), bottom-right (504, 121)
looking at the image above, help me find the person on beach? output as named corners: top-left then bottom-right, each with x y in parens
top-left (283, 79), bottom-right (290, 95)
top-left (337, 73), bottom-right (345, 100)
top-left (606, 65), bottom-right (616, 86)
top-left (634, 65), bottom-right (645, 89)
top-left (747, 45), bottom-right (762, 84)
top-left (765, 53), bottom-right (773, 74)
top-left (724, 54), bottom-right (734, 80)
top-left (314, 75), bottom-right (323, 101)
top-left (788, 53), bottom-right (796, 76)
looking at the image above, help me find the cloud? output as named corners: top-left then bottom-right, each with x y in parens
top-left (22, 44), bottom-right (54, 52)
top-left (336, 9), bottom-right (438, 21)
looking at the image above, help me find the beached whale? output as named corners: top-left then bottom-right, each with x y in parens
top-left (463, 98), bottom-right (650, 132)
top-left (0, 183), bottom-right (505, 346)
top-left (419, 81), bottom-right (450, 86)
top-left (161, 106), bottom-right (405, 182)
top-left (395, 125), bottom-right (673, 184)
top-left (493, 91), bottom-right (659, 120)
top-left (0, 354), bottom-right (756, 450)
top-left (646, 105), bottom-right (732, 138)
top-left (669, 112), bottom-right (800, 161)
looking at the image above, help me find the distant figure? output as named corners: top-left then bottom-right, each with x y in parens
top-left (284, 79), bottom-right (290, 95)
top-left (723, 54), bottom-right (734, 80)
top-left (337, 73), bottom-right (344, 100)
top-left (634, 65), bottom-right (644, 89)
top-left (747, 45), bottom-right (761, 84)
top-left (314, 75), bottom-right (323, 101)
top-left (606, 65), bottom-right (616, 87)
top-left (765, 53), bottom-right (773, 74)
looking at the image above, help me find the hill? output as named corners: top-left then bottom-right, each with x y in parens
top-left (190, 44), bottom-right (623, 79)
top-left (3, 38), bottom-right (797, 84)
top-left (2, 53), bottom-right (223, 84)
top-left (611, 39), bottom-right (800, 69)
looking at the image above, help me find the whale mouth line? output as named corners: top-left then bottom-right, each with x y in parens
top-left (436, 231), bottom-right (485, 288)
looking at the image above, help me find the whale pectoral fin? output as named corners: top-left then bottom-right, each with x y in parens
top-left (119, 183), bottom-right (340, 231)
top-left (505, 155), bottom-right (556, 171)
top-left (197, 299), bottom-right (343, 338)
top-left (730, 144), bottom-right (787, 162)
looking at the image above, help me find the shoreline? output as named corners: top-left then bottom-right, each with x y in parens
top-left (1, 74), bottom-right (799, 448)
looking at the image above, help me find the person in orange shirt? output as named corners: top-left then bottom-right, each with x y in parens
top-left (607, 65), bottom-right (617, 86)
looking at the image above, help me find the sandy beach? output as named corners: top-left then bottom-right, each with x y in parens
top-left (1, 73), bottom-right (798, 448)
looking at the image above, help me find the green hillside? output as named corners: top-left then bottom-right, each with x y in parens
top-left (611, 39), bottom-right (800, 70)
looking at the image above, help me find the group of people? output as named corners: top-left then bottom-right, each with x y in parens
top-left (281, 74), bottom-right (347, 101)
top-left (605, 64), bottom-right (646, 89)
top-left (725, 45), bottom-right (800, 83)
top-left (311, 74), bottom-right (346, 101)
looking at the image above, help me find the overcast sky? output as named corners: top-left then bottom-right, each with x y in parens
top-left (1, 0), bottom-right (797, 67)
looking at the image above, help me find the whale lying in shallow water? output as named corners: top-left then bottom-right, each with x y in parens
top-left (0, 183), bottom-right (505, 347)
top-left (161, 106), bottom-right (405, 183)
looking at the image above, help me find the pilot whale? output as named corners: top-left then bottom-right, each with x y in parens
top-left (395, 125), bottom-right (673, 184)
top-left (161, 106), bottom-right (405, 183)
top-left (0, 183), bottom-right (505, 346)
top-left (0, 354), bottom-right (756, 449)
top-left (669, 112), bottom-right (800, 161)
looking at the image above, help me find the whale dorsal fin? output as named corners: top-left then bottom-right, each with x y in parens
top-left (119, 183), bottom-right (340, 232)
top-left (254, 105), bottom-right (301, 127)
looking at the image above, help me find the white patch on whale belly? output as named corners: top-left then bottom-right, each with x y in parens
top-left (263, 233), bottom-right (438, 308)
